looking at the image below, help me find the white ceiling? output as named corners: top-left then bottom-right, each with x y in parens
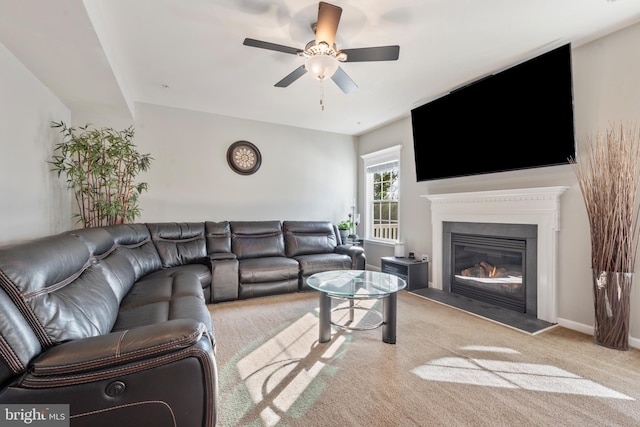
top-left (2, 0), bottom-right (640, 135)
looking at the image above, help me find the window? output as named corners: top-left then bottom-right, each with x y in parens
top-left (361, 145), bottom-right (401, 242)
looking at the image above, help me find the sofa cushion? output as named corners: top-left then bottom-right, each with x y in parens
top-left (147, 222), bottom-right (207, 268)
top-left (0, 234), bottom-right (120, 347)
top-left (283, 221), bottom-right (338, 257)
top-left (114, 272), bottom-right (213, 337)
top-left (295, 253), bottom-right (353, 277)
top-left (142, 263), bottom-right (212, 288)
top-left (66, 227), bottom-right (137, 303)
top-left (205, 221), bottom-right (232, 254)
top-left (237, 257), bottom-right (299, 284)
top-left (65, 227), bottom-right (115, 258)
top-left (231, 221), bottom-right (285, 259)
top-left (104, 224), bottom-right (163, 280)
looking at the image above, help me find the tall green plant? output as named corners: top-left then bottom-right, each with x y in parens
top-left (50, 121), bottom-right (153, 227)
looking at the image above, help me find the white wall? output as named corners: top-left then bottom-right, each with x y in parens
top-left (0, 42), bottom-right (72, 245)
top-left (358, 22), bottom-right (640, 343)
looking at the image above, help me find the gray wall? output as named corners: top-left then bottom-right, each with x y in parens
top-left (73, 102), bottom-right (358, 224)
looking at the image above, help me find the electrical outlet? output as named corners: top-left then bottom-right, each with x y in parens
top-left (422, 254), bottom-right (429, 262)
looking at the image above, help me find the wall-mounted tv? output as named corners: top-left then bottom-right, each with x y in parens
top-left (411, 43), bottom-right (576, 182)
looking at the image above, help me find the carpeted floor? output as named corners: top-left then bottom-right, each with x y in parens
top-left (209, 290), bottom-right (640, 427)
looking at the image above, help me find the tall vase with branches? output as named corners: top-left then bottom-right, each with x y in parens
top-left (50, 121), bottom-right (153, 228)
top-left (571, 121), bottom-right (640, 350)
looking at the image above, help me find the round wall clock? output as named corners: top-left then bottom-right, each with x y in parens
top-left (227, 140), bottom-right (262, 175)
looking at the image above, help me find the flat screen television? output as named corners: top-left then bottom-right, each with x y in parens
top-left (411, 43), bottom-right (576, 182)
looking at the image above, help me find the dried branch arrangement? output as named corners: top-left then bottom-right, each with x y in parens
top-left (570, 122), bottom-right (640, 350)
top-left (571, 122), bottom-right (640, 273)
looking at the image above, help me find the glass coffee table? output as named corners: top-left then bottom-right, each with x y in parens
top-left (306, 270), bottom-right (407, 344)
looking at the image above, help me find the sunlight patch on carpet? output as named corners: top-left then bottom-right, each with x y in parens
top-left (233, 299), bottom-right (377, 427)
top-left (459, 345), bottom-right (521, 354)
top-left (412, 350), bottom-right (634, 400)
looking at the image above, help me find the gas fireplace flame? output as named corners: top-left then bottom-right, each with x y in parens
top-left (460, 261), bottom-right (509, 279)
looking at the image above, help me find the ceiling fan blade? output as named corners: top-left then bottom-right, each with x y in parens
top-left (275, 65), bottom-right (308, 87)
top-left (331, 66), bottom-right (358, 94)
top-left (315, 2), bottom-right (342, 47)
top-left (342, 45), bottom-right (400, 62)
top-left (243, 38), bottom-right (302, 55)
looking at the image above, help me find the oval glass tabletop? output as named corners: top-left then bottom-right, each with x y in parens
top-left (306, 270), bottom-right (407, 297)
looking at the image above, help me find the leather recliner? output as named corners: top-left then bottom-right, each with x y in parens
top-left (0, 224), bottom-right (217, 427)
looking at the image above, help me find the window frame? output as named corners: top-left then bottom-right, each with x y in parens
top-left (361, 145), bottom-right (402, 244)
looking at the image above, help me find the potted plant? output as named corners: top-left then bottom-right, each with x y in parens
top-left (50, 121), bottom-right (153, 228)
top-left (571, 122), bottom-right (640, 350)
top-left (337, 220), bottom-right (352, 242)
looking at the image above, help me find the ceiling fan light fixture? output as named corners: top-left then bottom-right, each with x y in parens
top-left (243, 1), bottom-right (398, 94)
top-left (305, 54), bottom-right (339, 81)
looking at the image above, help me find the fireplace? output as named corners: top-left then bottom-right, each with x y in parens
top-left (443, 222), bottom-right (537, 315)
top-left (423, 187), bottom-right (568, 323)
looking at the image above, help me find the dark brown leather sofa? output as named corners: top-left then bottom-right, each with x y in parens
top-left (0, 220), bottom-right (364, 426)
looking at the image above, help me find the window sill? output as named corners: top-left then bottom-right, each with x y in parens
top-left (364, 238), bottom-right (397, 247)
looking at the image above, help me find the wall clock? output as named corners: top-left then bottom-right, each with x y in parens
top-left (227, 141), bottom-right (261, 175)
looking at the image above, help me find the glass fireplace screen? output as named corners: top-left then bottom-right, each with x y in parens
top-left (451, 233), bottom-right (526, 312)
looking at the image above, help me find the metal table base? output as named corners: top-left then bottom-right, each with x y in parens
top-left (318, 291), bottom-right (399, 344)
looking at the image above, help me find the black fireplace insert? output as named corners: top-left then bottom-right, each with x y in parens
top-left (443, 222), bottom-right (538, 315)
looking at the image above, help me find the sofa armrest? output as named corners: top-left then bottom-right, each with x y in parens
top-left (14, 319), bottom-right (218, 427)
top-left (209, 252), bottom-right (237, 261)
top-left (335, 244), bottom-right (366, 270)
top-left (29, 319), bottom-right (208, 377)
top-left (210, 257), bottom-right (239, 303)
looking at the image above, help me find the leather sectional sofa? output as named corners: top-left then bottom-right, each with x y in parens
top-left (0, 220), bottom-right (365, 426)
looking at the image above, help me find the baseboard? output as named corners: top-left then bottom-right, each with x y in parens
top-left (557, 317), bottom-right (640, 350)
top-left (365, 264), bottom-right (381, 272)
top-left (556, 317), bottom-right (592, 335)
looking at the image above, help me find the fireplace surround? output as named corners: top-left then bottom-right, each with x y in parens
top-left (423, 187), bottom-right (568, 323)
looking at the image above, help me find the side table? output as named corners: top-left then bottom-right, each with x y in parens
top-left (343, 238), bottom-right (364, 246)
top-left (381, 256), bottom-right (428, 291)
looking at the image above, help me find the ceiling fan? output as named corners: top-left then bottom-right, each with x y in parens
top-left (243, 1), bottom-right (400, 94)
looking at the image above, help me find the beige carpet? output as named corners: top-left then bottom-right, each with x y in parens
top-left (209, 291), bottom-right (640, 427)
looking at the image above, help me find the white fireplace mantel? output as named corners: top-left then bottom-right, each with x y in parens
top-left (422, 186), bottom-right (569, 323)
